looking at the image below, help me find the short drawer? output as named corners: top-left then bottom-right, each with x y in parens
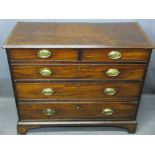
top-left (9, 49), bottom-right (78, 62)
top-left (15, 82), bottom-right (141, 101)
top-left (82, 49), bottom-right (150, 62)
top-left (18, 102), bottom-right (138, 121)
top-left (12, 64), bottom-right (146, 81)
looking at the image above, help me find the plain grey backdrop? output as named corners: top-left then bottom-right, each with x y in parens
top-left (0, 19), bottom-right (155, 134)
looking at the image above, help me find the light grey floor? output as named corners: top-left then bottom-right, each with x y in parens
top-left (0, 94), bottom-right (155, 135)
top-left (0, 79), bottom-right (154, 135)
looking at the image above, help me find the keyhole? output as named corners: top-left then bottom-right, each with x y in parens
top-left (76, 83), bottom-right (81, 87)
top-left (78, 66), bottom-right (81, 71)
top-left (76, 105), bottom-right (80, 109)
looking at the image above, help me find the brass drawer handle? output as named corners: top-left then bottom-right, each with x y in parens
top-left (102, 108), bottom-right (114, 115)
top-left (39, 68), bottom-right (52, 76)
top-left (108, 51), bottom-right (122, 59)
top-left (104, 88), bottom-right (116, 96)
top-left (41, 88), bottom-right (54, 96)
top-left (37, 49), bottom-right (52, 58)
top-left (43, 108), bottom-right (55, 116)
top-left (106, 69), bottom-right (120, 77)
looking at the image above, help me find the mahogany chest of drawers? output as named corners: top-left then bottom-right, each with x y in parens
top-left (3, 22), bottom-right (154, 134)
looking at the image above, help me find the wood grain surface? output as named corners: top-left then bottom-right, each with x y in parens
top-left (9, 49), bottom-right (78, 61)
top-left (12, 64), bottom-right (146, 81)
top-left (18, 102), bottom-right (138, 120)
top-left (3, 22), bottom-right (154, 48)
top-left (4, 22), bottom-right (153, 134)
top-left (15, 82), bottom-right (141, 100)
top-left (82, 49), bottom-right (150, 62)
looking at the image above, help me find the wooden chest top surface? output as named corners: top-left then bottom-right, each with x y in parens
top-left (3, 22), bottom-right (154, 49)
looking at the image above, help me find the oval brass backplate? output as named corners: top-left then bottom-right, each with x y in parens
top-left (104, 88), bottom-right (116, 96)
top-left (37, 49), bottom-right (52, 58)
top-left (39, 68), bottom-right (52, 76)
top-left (102, 108), bottom-right (114, 115)
top-left (106, 68), bottom-right (120, 77)
top-left (43, 108), bottom-right (55, 116)
top-left (108, 51), bottom-right (122, 60)
top-left (41, 88), bottom-right (54, 96)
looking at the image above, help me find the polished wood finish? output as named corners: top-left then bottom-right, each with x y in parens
top-left (12, 64), bottom-right (146, 81)
top-left (3, 22), bottom-right (154, 48)
top-left (17, 124), bottom-right (40, 134)
top-left (3, 22), bottom-right (154, 134)
top-left (82, 49), bottom-right (150, 62)
top-left (9, 49), bottom-right (78, 62)
top-left (18, 102), bottom-right (137, 120)
top-left (17, 121), bottom-right (137, 134)
top-left (15, 82), bottom-right (141, 100)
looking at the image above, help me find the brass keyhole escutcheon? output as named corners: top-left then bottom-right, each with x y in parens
top-left (76, 105), bottom-right (80, 109)
top-left (37, 49), bottom-right (52, 58)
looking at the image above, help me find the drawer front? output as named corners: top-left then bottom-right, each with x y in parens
top-left (18, 102), bottom-right (138, 120)
top-left (82, 49), bottom-right (150, 62)
top-left (9, 49), bottom-right (78, 61)
top-left (12, 64), bottom-right (146, 81)
top-left (15, 82), bottom-right (141, 100)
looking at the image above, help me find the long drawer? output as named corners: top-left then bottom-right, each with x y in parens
top-left (18, 101), bottom-right (138, 121)
top-left (12, 64), bottom-right (146, 81)
top-left (15, 82), bottom-right (141, 100)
